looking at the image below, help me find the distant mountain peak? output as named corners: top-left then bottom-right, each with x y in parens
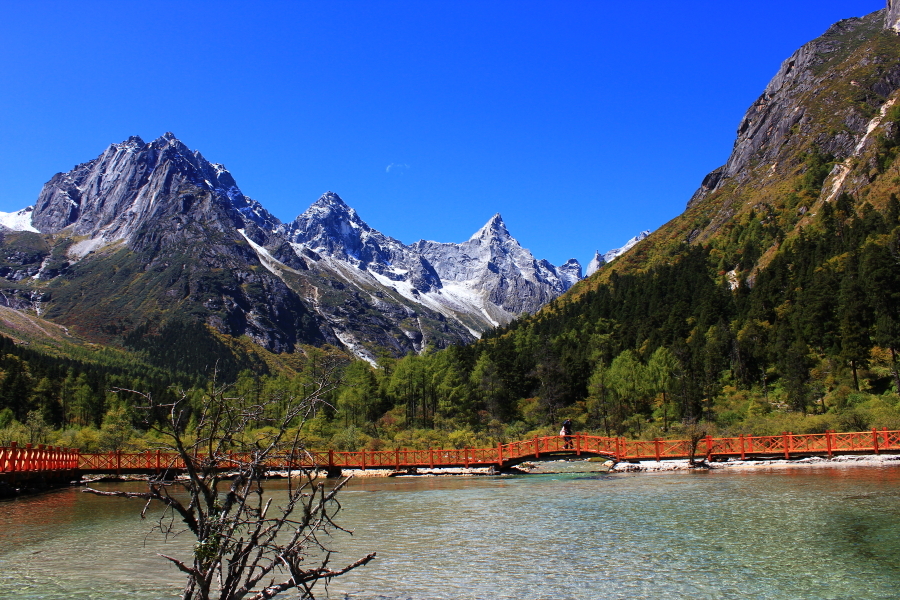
top-left (11, 134), bottom-right (594, 360)
top-left (121, 135), bottom-right (145, 149)
top-left (586, 250), bottom-right (606, 277)
top-left (28, 133), bottom-right (282, 239)
top-left (557, 258), bottom-right (583, 287)
top-left (313, 191), bottom-right (348, 208)
top-left (603, 230), bottom-right (650, 263)
top-left (470, 213), bottom-right (511, 241)
top-left (295, 191), bottom-right (365, 227)
top-left (585, 230), bottom-right (652, 277)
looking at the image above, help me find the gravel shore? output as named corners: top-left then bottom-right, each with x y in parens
top-left (612, 453), bottom-right (900, 472)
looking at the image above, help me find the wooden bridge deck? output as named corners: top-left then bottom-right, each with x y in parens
top-left (2, 429), bottom-right (899, 479)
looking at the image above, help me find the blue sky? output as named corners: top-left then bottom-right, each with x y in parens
top-left (0, 0), bottom-right (886, 267)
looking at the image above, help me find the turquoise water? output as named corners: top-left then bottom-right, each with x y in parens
top-left (1, 465), bottom-right (899, 599)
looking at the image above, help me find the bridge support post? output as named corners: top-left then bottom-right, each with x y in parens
top-left (534, 437), bottom-right (539, 459)
top-left (497, 443), bottom-right (503, 468)
top-left (705, 435), bottom-right (713, 461)
top-left (429, 448), bottom-right (434, 469)
top-left (576, 435), bottom-right (581, 456)
top-left (826, 430), bottom-right (833, 458)
top-left (873, 428), bottom-right (880, 454)
top-left (739, 434), bottom-right (746, 460)
top-left (9, 442), bottom-right (17, 483)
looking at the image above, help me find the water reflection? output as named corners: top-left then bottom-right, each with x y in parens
top-left (1, 467), bottom-right (899, 599)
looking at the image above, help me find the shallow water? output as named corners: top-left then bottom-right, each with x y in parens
top-left (1, 464), bottom-right (899, 599)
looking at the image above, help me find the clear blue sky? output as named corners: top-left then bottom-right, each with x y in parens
top-left (0, 0), bottom-right (886, 267)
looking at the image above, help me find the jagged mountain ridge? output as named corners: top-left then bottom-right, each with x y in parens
top-left (283, 193), bottom-right (585, 327)
top-left (1, 132), bottom-right (641, 362)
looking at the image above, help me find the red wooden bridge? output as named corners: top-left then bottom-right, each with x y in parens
top-left (3, 428), bottom-right (900, 480)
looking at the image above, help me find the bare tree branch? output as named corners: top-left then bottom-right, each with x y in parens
top-left (97, 353), bottom-right (371, 600)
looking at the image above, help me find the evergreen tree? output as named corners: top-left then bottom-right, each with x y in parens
top-left (647, 346), bottom-right (678, 432)
top-left (838, 254), bottom-right (872, 391)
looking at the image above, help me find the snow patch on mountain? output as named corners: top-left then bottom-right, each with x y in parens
top-left (239, 229), bottom-right (292, 278)
top-left (332, 330), bottom-right (377, 366)
top-left (0, 206), bottom-right (39, 233)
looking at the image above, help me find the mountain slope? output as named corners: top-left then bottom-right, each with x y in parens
top-left (570, 8), bottom-right (900, 293)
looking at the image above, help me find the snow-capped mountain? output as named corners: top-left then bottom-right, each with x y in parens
top-left (0, 134), bottom-right (586, 361)
top-left (585, 230), bottom-right (652, 277)
top-left (278, 192), bottom-right (581, 335)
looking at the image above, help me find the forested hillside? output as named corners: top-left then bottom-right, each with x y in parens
top-left (2, 194), bottom-right (899, 451)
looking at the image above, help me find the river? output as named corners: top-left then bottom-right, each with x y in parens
top-left (1, 463), bottom-right (899, 599)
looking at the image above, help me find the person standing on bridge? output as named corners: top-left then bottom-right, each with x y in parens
top-left (560, 419), bottom-right (573, 449)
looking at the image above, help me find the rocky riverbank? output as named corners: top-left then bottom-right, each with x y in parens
top-left (612, 454), bottom-right (900, 472)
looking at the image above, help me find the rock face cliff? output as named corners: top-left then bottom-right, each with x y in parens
top-left (688, 10), bottom-right (900, 211)
top-left (888, 0), bottom-right (900, 33)
top-left (675, 6), bottom-right (900, 246)
top-left (0, 134), bottom-right (586, 361)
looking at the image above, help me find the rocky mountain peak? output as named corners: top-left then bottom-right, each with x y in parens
top-left (30, 133), bottom-right (280, 242)
top-left (604, 230), bottom-right (650, 263)
top-left (121, 135), bottom-right (145, 149)
top-left (685, 8), bottom-right (894, 218)
top-left (557, 258), bottom-right (583, 287)
top-left (313, 191), bottom-right (349, 208)
top-left (470, 213), bottom-right (511, 242)
top-left (282, 191), bottom-right (384, 262)
top-left (583, 230), bottom-right (652, 277)
top-left (156, 131), bottom-right (180, 144)
top-left (10, 133), bottom-right (641, 360)
top-left (302, 191), bottom-right (360, 220)
top-left (586, 250), bottom-right (606, 277)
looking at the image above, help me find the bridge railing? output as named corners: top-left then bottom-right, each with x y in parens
top-left (615, 429), bottom-right (900, 461)
top-left (0, 442), bottom-right (80, 476)
top-left (5, 428), bottom-right (900, 476)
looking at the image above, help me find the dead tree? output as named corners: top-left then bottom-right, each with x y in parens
top-left (84, 358), bottom-right (375, 600)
